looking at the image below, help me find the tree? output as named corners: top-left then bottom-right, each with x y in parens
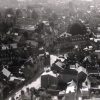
top-left (4, 8), bottom-right (15, 33)
top-left (48, 12), bottom-right (58, 25)
top-left (15, 9), bottom-right (23, 18)
top-left (5, 8), bottom-right (14, 17)
top-left (0, 82), bottom-right (4, 100)
top-left (31, 9), bottom-right (38, 21)
top-left (35, 23), bottom-right (44, 34)
top-left (0, 12), bottom-right (4, 33)
top-left (45, 8), bottom-right (52, 16)
top-left (51, 12), bottom-right (58, 21)
top-left (68, 21), bottom-right (87, 36)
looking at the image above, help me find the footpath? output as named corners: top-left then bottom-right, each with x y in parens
top-left (6, 68), bottom-right (44, 100)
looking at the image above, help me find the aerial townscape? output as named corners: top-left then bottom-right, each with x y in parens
top-left (0, 0), bottom-right (100, 100)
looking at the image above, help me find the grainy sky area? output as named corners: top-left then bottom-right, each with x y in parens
top-left (17, 0), bottom-right (93, 2)
top-left (0, 0), bottom-right (93, 8)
